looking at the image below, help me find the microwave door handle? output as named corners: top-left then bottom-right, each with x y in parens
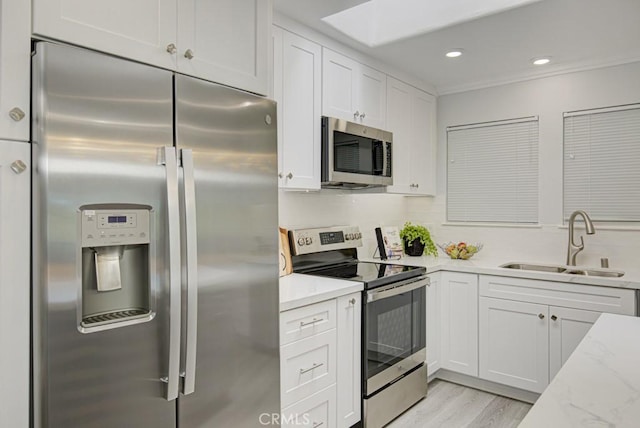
top-left (180, 148), bottom-right (199, 395)
top-left (159, 146), bottom-right (181, 401)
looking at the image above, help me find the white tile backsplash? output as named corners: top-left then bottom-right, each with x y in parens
top-left (279, 190), bottom-right (410, 257)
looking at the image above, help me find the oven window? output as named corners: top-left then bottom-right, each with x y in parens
top-left (333, 131), bottom-right (384, 175)
top-left (365, 287), bottom-right (425, 380)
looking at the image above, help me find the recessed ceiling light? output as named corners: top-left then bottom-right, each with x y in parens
top-left (446, 50), bottom-right (463, 58)
top-left (532, 57), bottom-right (551, 65)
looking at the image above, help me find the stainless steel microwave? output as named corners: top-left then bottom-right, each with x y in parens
top-left (321, 116), bottom-right (393, 189)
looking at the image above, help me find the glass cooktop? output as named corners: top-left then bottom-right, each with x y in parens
top-left (303, 261), bottom-right (426, 289)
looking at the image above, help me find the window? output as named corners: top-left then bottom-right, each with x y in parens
top-left (564, 104), bottom-right (640, 222)
top-left (447, 117), bottom-right (539, 223)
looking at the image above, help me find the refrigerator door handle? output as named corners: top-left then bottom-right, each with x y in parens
top-left (180, 148), bottom-right (199, 395)
top-left (159, 146), bottom-right (181, 401)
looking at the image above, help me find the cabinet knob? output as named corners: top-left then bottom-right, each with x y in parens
top-left (349, 298), bottom-right (356, 305)
top-left (415, 183), bottom-right (419, 188)
top-left (286, 172), bottom-right (293, 179)
top-left (184, 49), bottom-right (194, 60)
top-left (360, 112), bottom-right (366, 119)
top-left (10, 160), bottom-right (27, 174)
top-left (9, 107), bottom-right (25, 122)
top-left (551, 315), bottom-right (558, 321)
top-left (166, 43), bottom-right (177, 54)
top-left (538, 313), bottom-right (545, 319)
top-left (353, 110), bottom-right (360, 119)
top-left (278, 172), bottom-right (283, 178)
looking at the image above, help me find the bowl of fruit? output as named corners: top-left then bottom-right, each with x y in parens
top-left (438, 242), bottom-right (482, 260)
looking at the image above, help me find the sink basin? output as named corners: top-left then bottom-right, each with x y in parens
top-left (501, 262), bottom-right (625, 278)
top-left (565, 269), bottom-right (625, 278)
top-left (500, 263), bottom-right (567, 273)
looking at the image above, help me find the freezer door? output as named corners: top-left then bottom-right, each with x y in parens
top-left (175, 74), bottom-right (280, 427)
top-left (32, 42), bottom-right (177, 428)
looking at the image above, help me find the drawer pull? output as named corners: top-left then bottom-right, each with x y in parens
top-left (312, 422), bottom-right (324, 428)
top-left (299, 362), bottom-right (323, 375)
top-left (300, 318), bottom-right (323, 327)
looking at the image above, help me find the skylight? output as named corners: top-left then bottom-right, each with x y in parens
top-left (322, 0), bottom-right (544, 47)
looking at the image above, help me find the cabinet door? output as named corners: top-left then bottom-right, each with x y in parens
top-left (277, 30), bottom-right (321, 190)
top-left (336, 293), bottom-right (361, 428)
top-left (479, 297), bottom-right (549, 393)
top-left (410, 90), bottom-right (436, 195)
top-left (177, 0), bottom-right (269, 95)
top-left (385, 77), bottom-right (413, 193)
top-left (357, 64), bottom-right (386, 128)
top-left (322, 49), bottom-right (358, 122)
top-left (33, 0), bottom-right (177, 70)
top-left (426, 272), bottom-right (441, 376)
top-left (441, 272), bottom-right (478, 376)
top-left (0, 140), bottom-right (30, 428)
top-left (549, 306), bottom-right (601, 380)
top-left (0, 0), bottom-right (30, 141)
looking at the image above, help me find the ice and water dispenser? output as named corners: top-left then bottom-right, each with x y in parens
top-left (79, 204), bottom-right (154, 332)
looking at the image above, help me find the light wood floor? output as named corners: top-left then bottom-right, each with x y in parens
top-left (388, 379), bottom-right (532, 428)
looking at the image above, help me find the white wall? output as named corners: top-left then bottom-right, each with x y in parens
top-left (407, 61), bottom-right (640, 269)
top-left (279, 190), bottom-right (410, 257)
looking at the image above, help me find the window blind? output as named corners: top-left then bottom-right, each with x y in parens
top-left (447, 118), bottom-right (539, 223)
top-left (564, 104), bottom-right (640, 222)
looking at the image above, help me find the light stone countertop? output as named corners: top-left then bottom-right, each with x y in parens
top-left (518, 313), bottom-right (640, 428)
top-left (279, 273), bottom-right (364, 312)
top-left (359, 253), bottom-right (640, 290)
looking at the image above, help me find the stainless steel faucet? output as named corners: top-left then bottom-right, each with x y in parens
top-left (566, 210), bottom-right (595, 266)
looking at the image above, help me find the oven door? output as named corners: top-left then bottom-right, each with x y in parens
top-left (364, 275), bottom-right (427, 396)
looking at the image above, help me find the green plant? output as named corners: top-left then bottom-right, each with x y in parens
top-left (399, 222), bottom-right (438, 257)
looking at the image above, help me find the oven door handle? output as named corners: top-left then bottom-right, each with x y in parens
top-left (367, 276), bottom-right (429, 302)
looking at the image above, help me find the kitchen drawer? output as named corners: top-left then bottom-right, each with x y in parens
top-left (281, 384), bottom-right (336, 428)
top-left (280, 299), bottom-right (337, 345)
top-left (479, 275), bottom-right (635, 315)
top-left (281, 329), bottom-right (337, 408)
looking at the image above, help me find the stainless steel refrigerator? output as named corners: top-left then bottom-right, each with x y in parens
top-left (31, 41), bottom-right (280, 428)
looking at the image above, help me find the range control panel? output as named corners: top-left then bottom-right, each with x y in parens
top-left (81, 208), bottom-right (150, 247)
top-left (289, 226), bottom-right (362, 255)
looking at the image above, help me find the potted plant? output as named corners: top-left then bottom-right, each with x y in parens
top-left (399, 222), bottom-right (438, 257)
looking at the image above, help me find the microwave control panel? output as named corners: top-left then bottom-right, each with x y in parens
top-left (289, 226), bottom-right (362, 255)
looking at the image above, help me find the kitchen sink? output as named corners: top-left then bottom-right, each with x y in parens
top-left (564, 269), bottom-right (625, 278)
top-left (500, 262), bottom-right (625, 278)
top-left (500, 263), bottom-right (567, 273)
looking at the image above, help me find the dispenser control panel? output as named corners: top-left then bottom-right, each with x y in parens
top-left (81, 208), bottom-right (150, 247)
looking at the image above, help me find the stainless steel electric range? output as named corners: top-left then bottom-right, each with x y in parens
top-left (289, 226), bottom-right (429, 428)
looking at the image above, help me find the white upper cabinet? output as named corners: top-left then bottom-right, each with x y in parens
top-left (273, 27), bottom-right (321, 190)
top-left (33, 0), bottom-right (178, 70)
top-left (32, 0), bottom-right (270, 95)
top-left (386, 77), bottom-right (436, 195)
top-left (177, 0), bottom-right (269, 95)
top-left (0, 0), bottom-right (30, 141)
top-left (322, 48), bottom-right (386, 129)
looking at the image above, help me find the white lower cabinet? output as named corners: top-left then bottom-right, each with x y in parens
top-left (282, 385), bottom-right (336, 428)
top-left (478, 274), bottom-right (636, 393)
top-left (440, 272), bottom-right (478, 376)
top-left (0, 140), bottom-right (30, 428)
top-left (426, 272), bottom-right (441, 376)
top-left (280, 291), bottom-right (361, 428)
top-left (479, 297), bottom-right (549, 393)
top-left (336, 293), bottom-right (361, 427)
top-left (549, 306), bottom-right (601, 380)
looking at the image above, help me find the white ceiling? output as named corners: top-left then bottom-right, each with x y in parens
top-left (274, 0), bottom-right (640, 94)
